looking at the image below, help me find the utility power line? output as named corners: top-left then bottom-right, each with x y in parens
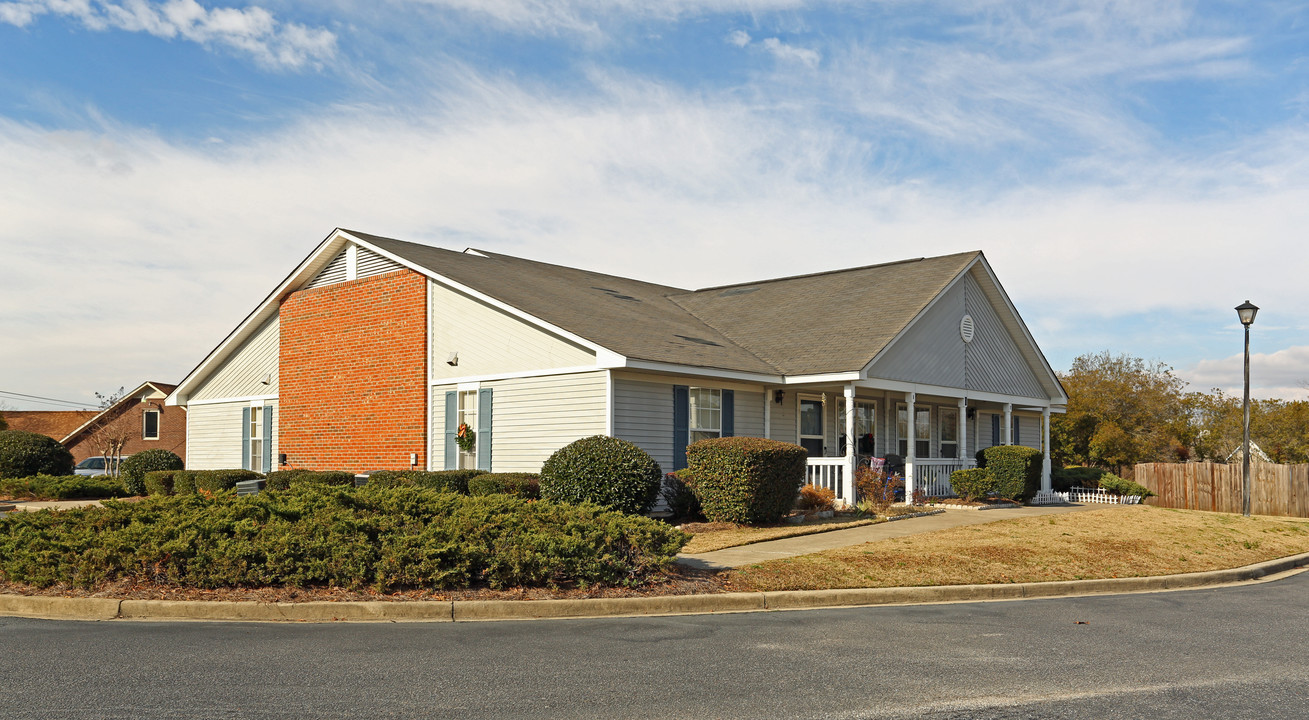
top-left (0, 390), bottom-right (96, 410)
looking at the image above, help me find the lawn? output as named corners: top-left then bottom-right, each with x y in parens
top-left (727, 505), bottom-right (1309, 591)
top-left (680, 507), bottom-right (930, 554)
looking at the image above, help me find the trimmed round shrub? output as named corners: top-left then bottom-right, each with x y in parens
top-left (119, 449), bottom-right (184, 496)
top-left (0, 430), bottom-right (74, 479)
top-left (540, 436), bottom-right (662, 515)
top-left (468, 472), bottom-right (540, 499)
top-left (949, 467), bottom-right (996, 502)
top-left (981, 445), bottom-right (1044, 502)
top-left (684, 437), bottom-right (806, 524)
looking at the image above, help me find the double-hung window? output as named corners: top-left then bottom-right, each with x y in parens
top-left (143, 410), bottom-right (160, 441)
top-left (248, 406), bottom-right (264, 474)
top-left (458, 390), bottom-right (478, 470)
top-left (897, 404), bottom-right (931, 458)
top-left (688, 388), bottom-right (722, 443)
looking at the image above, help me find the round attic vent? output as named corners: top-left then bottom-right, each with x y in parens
top-left (960, 314), bottom-right (975, 343)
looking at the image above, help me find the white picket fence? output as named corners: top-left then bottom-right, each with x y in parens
top-left (1037, 487), bottom-right (1143, 505)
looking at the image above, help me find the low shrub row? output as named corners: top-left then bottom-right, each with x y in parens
top-left (0, 475), bottom-right (130, 501)
top-left (143, 469), bottom-right (263, 496)
top-left (0, 485), bottom-right (688, 591)
top-left (468, 473), bottom-right (540, 499)
top-left (364, 469), bottom-right (485, 494)
top-left (264, 470), bottom-right (355, 490)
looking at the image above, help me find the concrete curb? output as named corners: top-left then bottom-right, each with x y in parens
top-left (2, 551), bottom-right (1306, 623)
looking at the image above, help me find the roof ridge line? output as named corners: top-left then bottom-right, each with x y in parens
top-left (678, 250), bottom-right (982, 295)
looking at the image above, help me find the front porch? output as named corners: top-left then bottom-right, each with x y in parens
top-left (766, 380), bottom-right (1056, 507)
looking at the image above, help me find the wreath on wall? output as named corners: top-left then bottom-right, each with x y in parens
top-left (456, 423), bottom-right (476, 453)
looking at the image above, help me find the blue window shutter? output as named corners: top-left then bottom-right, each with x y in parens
top-left (991, 414), bottom-right (1000, 447)
top-left (241, 406), bottom-right (251, 470)
top-left (477, 388), bottom-right (493, 471)
top-left (263, 405), bottom-right (273, 472)
top-left (444, 391), bottom-right (458, 470)
top-left (721, 390), bottom-right (734, 437)
top-left (672, 385), bottom-right (689, 471)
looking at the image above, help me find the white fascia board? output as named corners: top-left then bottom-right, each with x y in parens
top-left (430, 366), bottom-right (604, 386)
top-left (169, 229), bottom-right (353, 406)
top-left (619, 359), bottom-right (782, 384)
top-left (857, 377), bottom-right (1051, 407)
top-left (782, 372), bottom-right (862, 385)
top-left (186, 394), bottom-right (280, 406)
top-left (969, 255), bottom-right (1069, 404)
top-left (342, 231), bottom-right (624, 363)
top-left (860, 255), bottom-right (978, 377)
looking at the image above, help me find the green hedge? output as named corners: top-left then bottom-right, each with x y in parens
top-left (659, 471), bottom-right (701, 521)
top-left (119, 450), bottom-right (184, 496)
top-left (167, 469), bottom-right (262, 496)
top-left (143, 470), bottom-right (178, 496)
top-left (365, 469), bottom-right (484, 494)
top-left (684, 437), bottom-right (806, 524)
top-left (0, 431), bottom-right (74, 479)
top-left (467, 473), bottom-right (540, 499)
top-left (540, 436), bottom-right (663, 515)
top-left (0, 475), bottom-right (129, 500)
top-left (1052, 466), bottom-right (1114, 492)
top-left (0, 486), bottom-right (688, 591)
top-left (1098, 473), bottom-right (1154, 498)
top-left (265, 470), bottom-right (354, 491)
top-left (981, 445), bottom-right (1043, 502)
top-left (949, 468), bottom-right (995, 502)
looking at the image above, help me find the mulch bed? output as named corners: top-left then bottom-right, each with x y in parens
top-left (0, 566), bottom-right (734, 603)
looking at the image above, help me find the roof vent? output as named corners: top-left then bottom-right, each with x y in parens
top-left (960, 314), bottom-right (975, 343)
top-left (719, 287), bottom-right (758, 297)
top-left (674, 335), bottom-right (723, 347)
top-left (592, 286), bottom-right (640, 302)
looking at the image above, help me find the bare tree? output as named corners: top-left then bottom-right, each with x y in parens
top-left (85, 387), bottom-right (132, 477)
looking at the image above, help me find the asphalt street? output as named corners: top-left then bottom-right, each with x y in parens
top-left (2, 572), bottom-right (1307, 719)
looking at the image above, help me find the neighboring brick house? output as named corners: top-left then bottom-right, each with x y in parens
top-left (62, 382), bottom-right (187, 463)
top-left (1, 410), bottom-right (98, 442)
top-left (168, 228), bottom-right (1068, 504)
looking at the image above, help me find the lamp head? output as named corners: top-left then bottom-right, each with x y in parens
top-left (1235, 301), bottom-right (1259, 327)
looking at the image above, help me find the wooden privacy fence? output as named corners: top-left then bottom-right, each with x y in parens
top-left (1135, 462), bottom-right (1309, 518)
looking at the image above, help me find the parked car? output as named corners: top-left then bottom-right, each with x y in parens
top-left (74, 456), bottom-right (130, 477)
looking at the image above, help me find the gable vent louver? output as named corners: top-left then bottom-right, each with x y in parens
top-left (960, 314), bottom-right (975, 343)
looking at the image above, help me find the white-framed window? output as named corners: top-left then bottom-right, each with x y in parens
top-left (143, 409), bottom-right (160, 441)
top-left (940, 407), bottom-right (959, 459)
top-left (798, 393), bottom-right (826, 457)
top-left (457, 389), bottom-right (478, 470)
top-left (837, 399), bottom-right (877, 455)
top-left (249, 406), bottom-right (263, 474)
top-left (897, 404), bottom-right (932, 458)
top-left (688, 387), bottom-right (722, 444)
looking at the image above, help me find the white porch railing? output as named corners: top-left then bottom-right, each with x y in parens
top-left (907, 459), bottom-right (973, 499)
top-left (805, 457), bottom-right (849, 502)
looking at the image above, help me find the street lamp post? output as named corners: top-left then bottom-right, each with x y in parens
top-left (1236, 301), bottom-right (1259, 517)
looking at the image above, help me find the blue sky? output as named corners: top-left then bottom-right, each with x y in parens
top-left (2, 0), bottom-right (1307, 410)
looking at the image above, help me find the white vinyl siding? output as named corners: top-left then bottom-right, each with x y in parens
top-left (186, 400), bottom-right (278, 470)
top-left (306, 244), bottom-right (404, 289)
top-left (429, 280), bottom-right (595, 382)
top-left (613, 374), bottom-right (766, 473)
top-left (189, 316), bottom-right (279, 401)
top-left (431, 372), bottom-right (607, 473)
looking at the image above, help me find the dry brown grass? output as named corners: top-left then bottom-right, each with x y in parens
top-left (727, 505), bottom-right (1309, 591)
top-left (681, 507), bottom-right (927, 554)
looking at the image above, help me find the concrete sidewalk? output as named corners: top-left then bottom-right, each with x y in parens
top-left (0, 499), bottom-right (104, 515)
top-left (678, 504), bottom-right (1102, 570)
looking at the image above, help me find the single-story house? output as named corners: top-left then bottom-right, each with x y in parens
top-left (62, 381), bottom-right (187, 463)
top-left (167, 228), bottom-right (1067, 503)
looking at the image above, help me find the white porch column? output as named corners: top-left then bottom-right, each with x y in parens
top-left (843, 384), bottom-right (857, 507)
top-left (958, 397), bottom-right (968, 466)
top-left (1041, 407), bottom-right (1053, 492)
top-left (763, 387), bottom-right (772, 440)
top-left (904, 392), bottom-right (916, 502)
top-left (1003, 403), bottom-right (1013, 445)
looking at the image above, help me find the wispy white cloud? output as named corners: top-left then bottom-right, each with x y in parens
top-left (0, 0), bottom-right (336, 69)
top-left (2, 67), bottom-right (1309, 401)
top-left (726, 28), bottom-right (821, 66)
top-left (1182, 346), bottom-right (1309, 401)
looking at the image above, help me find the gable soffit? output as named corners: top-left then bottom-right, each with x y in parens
top-left (863, 257), bottom-right (1065, 402)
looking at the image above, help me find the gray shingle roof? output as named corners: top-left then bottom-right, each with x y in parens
top-left (350, 230), bottom-right (978, 377)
